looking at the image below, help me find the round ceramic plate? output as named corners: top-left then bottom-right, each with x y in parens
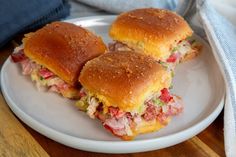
top-left (0, 16), bottom-right (225, 153)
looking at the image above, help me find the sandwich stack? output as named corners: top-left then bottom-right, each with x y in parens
top-left (11, 8), bottom-right (201, 140)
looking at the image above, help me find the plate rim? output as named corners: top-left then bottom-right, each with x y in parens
top-left (0, 15), bottom-right (225, 153)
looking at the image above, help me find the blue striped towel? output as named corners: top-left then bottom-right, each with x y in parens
top-left (197, 0), bottom-right (236, 156)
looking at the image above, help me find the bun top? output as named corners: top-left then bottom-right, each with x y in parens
top-left (23, 21), bottom-right (107, 86)
top-left (109, 8), bottom-right (193, 60)
top-left (79, 51), bottom-right (171, 112)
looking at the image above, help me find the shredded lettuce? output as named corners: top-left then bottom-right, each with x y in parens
top-left (158, 61), bottom-right (169, 69)
top-left (171, 46), bottom-right (179, 53)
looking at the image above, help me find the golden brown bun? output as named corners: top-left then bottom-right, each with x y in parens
top-left (120, 117), bottom-right (171, 140)
top-left (109, 8), bottom-right (193, 60)
top-left (61, 87), bottom-right (80, 99)
top-left (23, 21), bottom-right (107, 86)
top-left (79, 51), bottom-right (171, 112)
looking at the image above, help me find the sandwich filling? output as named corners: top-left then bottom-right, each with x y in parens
top-left (108, 38), bottom-right (200, 67)
top-left (11, 46), bottom-right (80, 99)
top-left (76, 88), bottom-right (183, 138)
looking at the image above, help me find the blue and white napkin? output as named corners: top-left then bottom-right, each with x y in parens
top-left (196, 1), bottom-right (236, 156)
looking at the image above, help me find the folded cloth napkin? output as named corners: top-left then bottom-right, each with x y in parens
top-left (196, 1), bottom-right (236, 156)
top-left (0, 0), bottom-right (70, 48)
top-left (76, 0), bottom-right (236, 156)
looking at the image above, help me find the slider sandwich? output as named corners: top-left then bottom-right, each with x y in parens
top-left (11, 21), bottom-right (106, 99)
top-left (109, 8), bottom-right (201, 66)
top-left (76, 51), bottom-right (183, 140)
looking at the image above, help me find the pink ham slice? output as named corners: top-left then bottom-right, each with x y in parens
top-left (11, 49), bottom-right (27, 63)
top-left (39, 68), bottom-right (54, 79)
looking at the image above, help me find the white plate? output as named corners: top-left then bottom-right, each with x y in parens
top-left (0, 16), bottom-right (225, 154)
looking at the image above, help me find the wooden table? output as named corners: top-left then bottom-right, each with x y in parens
top-left (0, 42), bottom-right (225, 157)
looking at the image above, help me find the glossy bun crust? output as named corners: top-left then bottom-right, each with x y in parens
top-left (109, 8), bottom-right (193, 60)
top-left (79, 51), bottom-right (171, 112)
top-left (23, 21), bottom-right (107, 86)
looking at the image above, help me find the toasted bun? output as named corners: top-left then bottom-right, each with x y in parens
top-left (23, 21), bottom-right (107, 86)
top-left (79, 51), bottom-right (171, 112)
top-left (120, 117), bottom-right (171, 140)
top-left (109, 8), bottom-right (193, 60)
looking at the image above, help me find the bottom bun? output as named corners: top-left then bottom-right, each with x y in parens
top-left (118, 117), bottom-right (171, 141)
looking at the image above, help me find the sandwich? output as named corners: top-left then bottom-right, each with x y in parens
top-left (109, 8), bottom-right (201, 66)
top-left (11, 21), bottom-right (107, 99)
top-left (76, 51), bottom-right (183, 140)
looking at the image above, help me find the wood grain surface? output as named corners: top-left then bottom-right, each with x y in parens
top-left (0, 94), bottom-right (49, 157)
top-left (0, 42), bottom-right (225, 157)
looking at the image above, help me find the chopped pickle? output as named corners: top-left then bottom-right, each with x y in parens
top-left (171, 46), bottom-right (179, 52)
top-left (75, 99), bottom-right (89, 111)
top-left (171, 70), bottom-right (175, 78)
top-left (152, 98), bottom-right (165, 106)
top-left (39, 78), bottom-right (47, 86)
top-left (31, 70), bottom-right (47, 86)
top-left (138, 104), bottom-right (146, 114)
top-left (31, 72), bottom-right (38, 81)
